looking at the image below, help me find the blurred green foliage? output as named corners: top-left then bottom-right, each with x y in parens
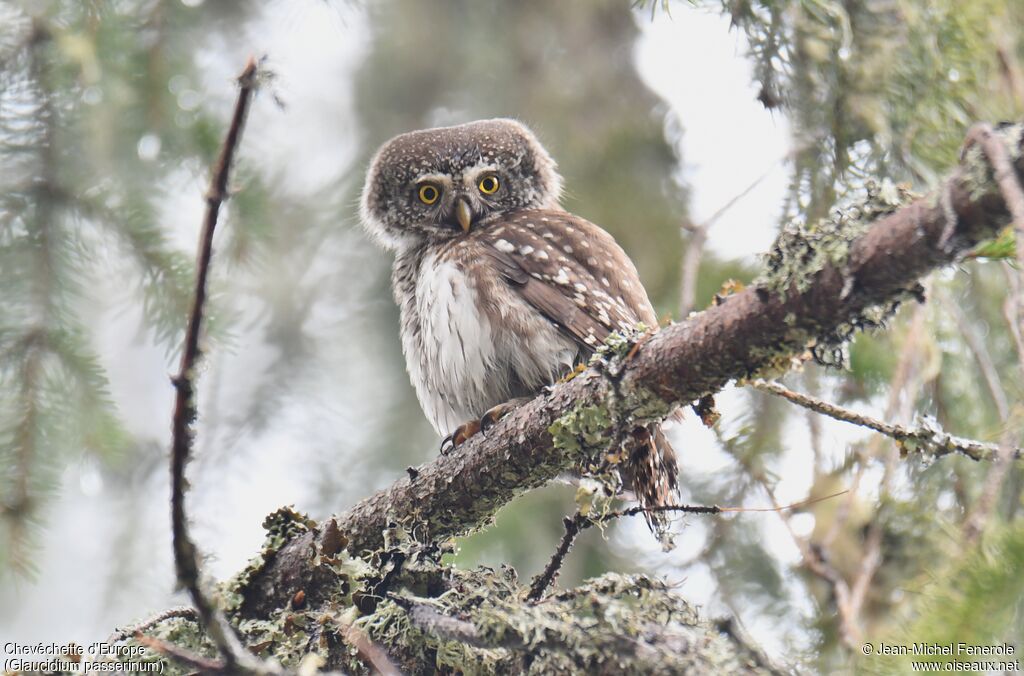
top-left (718, 0), bottom-right (1023, 222)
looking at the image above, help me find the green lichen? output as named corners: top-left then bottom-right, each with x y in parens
top-left (221, 506), bottom-right (319, 615)
top-left (122, 517), bottom-right (775, 675)
top-left (235, 609), bottom-right (332, 669)
top-left (588, 323), bottom-right (647, 363)
top-left (758, 178), bottom-right (917, 297)
top-left (620, 384), bottom-right (673, 422)
top-left (263, 505), bottom-right (318, 547)
top-left (756, 178), bottom-right (922, 370)
top-left (362, 569), bottom-right (771, 675)
top-left (960, 124), bottom-right (1024, 204)
top-left (548, 404), bottom-right (613, 457)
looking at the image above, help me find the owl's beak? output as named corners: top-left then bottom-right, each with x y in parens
top-left (455, 196), bottom-right (473, 233)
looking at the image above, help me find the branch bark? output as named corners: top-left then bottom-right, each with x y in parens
top-left (237, 124), bottom-right (1024, 619)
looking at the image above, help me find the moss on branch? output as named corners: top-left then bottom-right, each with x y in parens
top-left (132, 516), bottom-right (781, 675)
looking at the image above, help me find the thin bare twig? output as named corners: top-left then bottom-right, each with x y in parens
top-left (107, 607), bottom-right (198, 645)
top-left (527, 514), bottom-right (587, 603)
top-left (942, 295), bottom-right (1011, 421)
top-left (750, 379), bottom-right (1021, 462)
top-left (340, 622), bottom-right (402, 676)
top-left (168, 56), bottom-right (273, 675)
top-left (526, 491), bottom-right (846, 604)
top-left (961, 123), bottom-right (1024, 335)
top-left (679, 160), bottom-right (780, 317)
top-left (135, 633), bottom-right (225, 673)
top-left (526, 504), bottom-right (721, 603)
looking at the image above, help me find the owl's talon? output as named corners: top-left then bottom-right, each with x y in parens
top-left (440, 419), bottom-right (481, 454)
top-left (479, 397), bottom-right (532, 436)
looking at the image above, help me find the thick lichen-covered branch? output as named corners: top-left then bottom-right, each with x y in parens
top-left (138, 516), bottom-right (784, 675)
top-left (235, 123), bottom-right (1024, 619)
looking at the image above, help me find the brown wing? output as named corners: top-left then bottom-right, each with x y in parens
top-left (477, 209), bottom-right (679, 542)
top-left (477, 208), bottom-right (658, 353)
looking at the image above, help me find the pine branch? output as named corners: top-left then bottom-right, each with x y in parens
top-left (237, 121), bottom-right (1024, 618)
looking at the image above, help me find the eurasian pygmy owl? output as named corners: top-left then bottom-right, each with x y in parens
top-left (360, 118), bottom-right (678, 531)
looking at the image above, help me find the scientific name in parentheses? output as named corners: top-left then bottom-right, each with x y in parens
top-left (4, 642), bottom-right (147, 658)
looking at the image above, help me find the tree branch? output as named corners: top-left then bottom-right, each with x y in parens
top-left (168, 56), bottom-right (273, 674)
top-left (135, 634), bottom-right (225, 673)
top-left (388, 582), bottom-right (789, 675)
top-left (238, 122), bottom-right (1024, 618)
top-left (749, 379), bottom-right (1022, 462)
top-left (527, 504), bottom-right (721, 603)
top-left (107, 607), bottom-right (198, 645)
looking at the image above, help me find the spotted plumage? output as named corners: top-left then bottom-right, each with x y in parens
top-left (361, 118), bottom-right (678, 535)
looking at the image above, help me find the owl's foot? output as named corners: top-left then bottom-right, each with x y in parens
top-left (440, 397), bottom-right (533, 454)
top-left (480, 397), bottom-right (532, 435)
top-left (440, 420), bottom-right (481, 455)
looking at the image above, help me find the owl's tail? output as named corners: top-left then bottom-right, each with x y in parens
top-left (626, 421), bottom-right (680, 548)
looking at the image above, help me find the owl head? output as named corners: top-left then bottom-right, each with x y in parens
top-left (360, 118), bottom-right (563, 250)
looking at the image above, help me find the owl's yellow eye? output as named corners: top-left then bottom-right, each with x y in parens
top-left (478, 175), bottom-right (500, 195)
top-left (418, 184), bottom-right (440, 205)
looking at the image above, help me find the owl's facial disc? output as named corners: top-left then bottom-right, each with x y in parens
top-left (360, 118), bottom-right (564, 251)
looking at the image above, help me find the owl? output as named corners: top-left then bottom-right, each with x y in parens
top-left (360, 118), bottom-right (678, 533)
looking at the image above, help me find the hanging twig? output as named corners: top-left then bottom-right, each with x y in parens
top-left (167, 56), bottom-right (276, 675)
top-left (527, 492), bottom-right (845, 603)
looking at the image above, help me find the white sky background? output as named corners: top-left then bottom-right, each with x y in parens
top-left (1, 0), bottom-right (887, 662)
top-left (635, 6), bottom-right (791, 260)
